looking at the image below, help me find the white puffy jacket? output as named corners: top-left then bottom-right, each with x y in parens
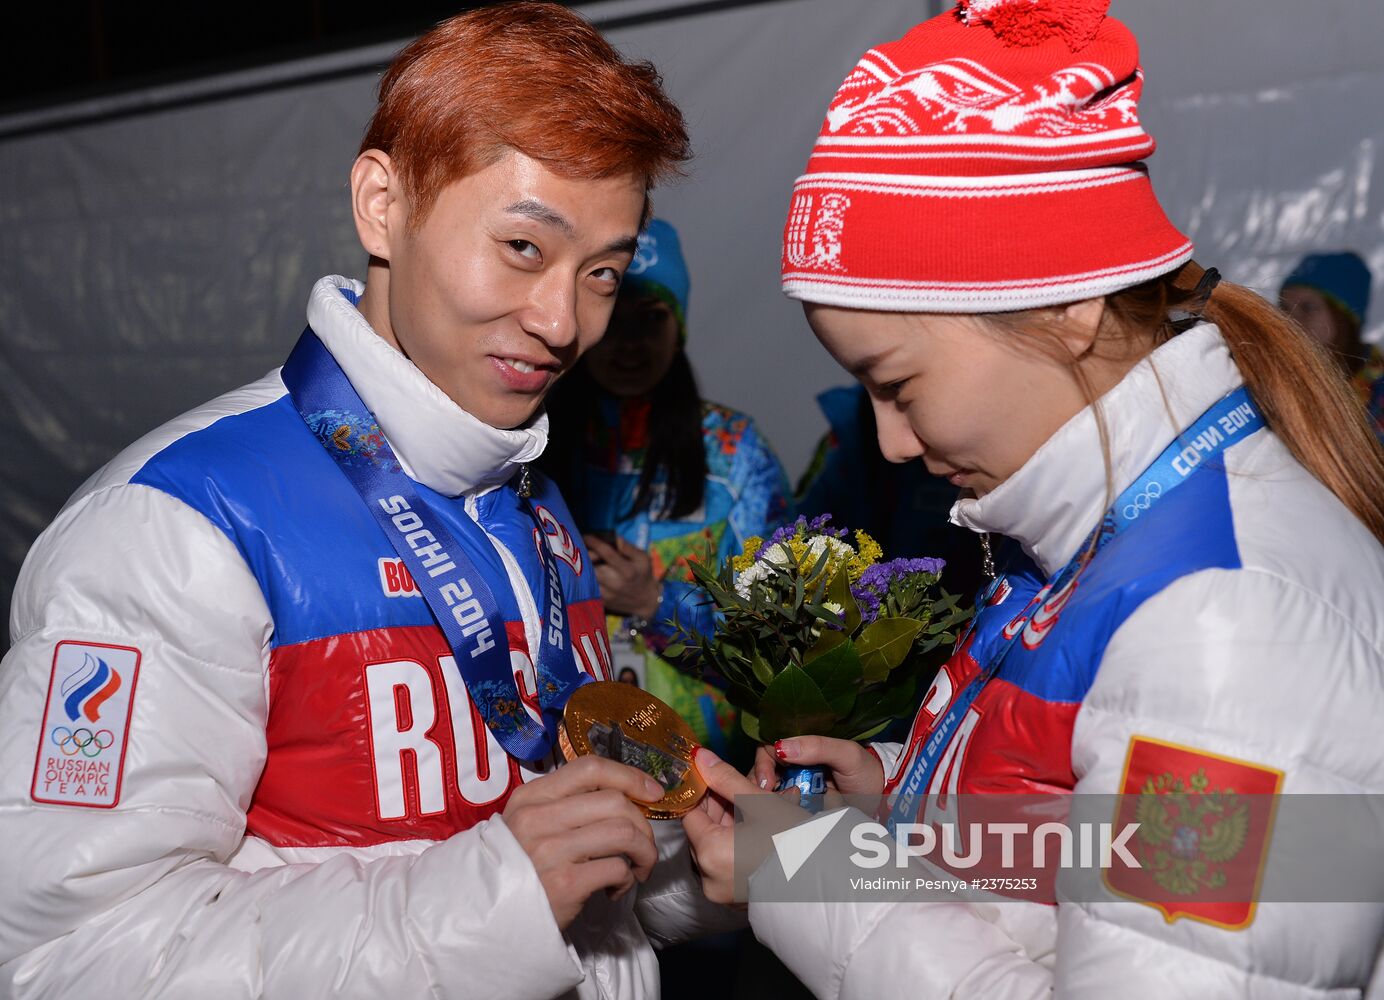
top-left (748, 323), bottom-right (1384, 997)
top-left (0, 276), bottom-right (721, 1000)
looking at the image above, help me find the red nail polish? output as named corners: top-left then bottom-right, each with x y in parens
top-left (774, 740), bottom-right (789, 762)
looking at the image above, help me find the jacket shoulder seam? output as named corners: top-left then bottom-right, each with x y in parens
top-left (1232, 564), bottom-right (1384, 658)
top-left (8, 623), bottom-right (264, 678)
top-left (43, 480), bottom-right (254, 586)
top-left (1121, 563), bottom-right (1384, 660)
top-left (0, 800), bottom-right (243, 834)
top-left (14, 482), bottom-right (268, 676)
top-left (54, 480), bottom-right (237, 553)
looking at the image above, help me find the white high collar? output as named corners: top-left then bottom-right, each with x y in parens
top-left (304, 275), bottom-right (548, 498)
top-left (950, 323), bottom-right (1245, 577)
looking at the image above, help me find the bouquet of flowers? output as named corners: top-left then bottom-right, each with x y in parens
top-left (669, 515), bottom-right (971, 744)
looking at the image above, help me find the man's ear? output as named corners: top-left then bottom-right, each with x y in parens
top-left (351, 149), bottom-right (401, 261)
top-left (1055, 296), bottom-right (1106, 359)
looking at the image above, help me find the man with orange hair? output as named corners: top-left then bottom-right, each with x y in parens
top-left (0, 5), bottom-right (709, 997)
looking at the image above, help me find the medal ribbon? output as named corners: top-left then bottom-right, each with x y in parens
top-left (885, 387), bottom-right (1265, 834)
top-left (282, 329), bottom-right (588, 761)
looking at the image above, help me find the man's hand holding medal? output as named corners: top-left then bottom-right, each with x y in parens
top-left (501, 754), bottom-right (665, 929)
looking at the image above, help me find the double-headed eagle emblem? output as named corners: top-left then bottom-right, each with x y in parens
top-left (1133, 767), bottom-right (1249, 895)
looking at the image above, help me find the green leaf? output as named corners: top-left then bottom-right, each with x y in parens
top-left (801, 637), bottom-right (863, 716)
top-left (721, 637), bottom-right (751, 664)
top-left (690, 561), bottom-right (731, 601)
top-left (804, 628), bottom-right (847, 664)
top-left (835, 672), bottom-right (922, 737)
top-left (857, 617), bottom-right (926, 683)
top-left (825, 567), bottom-right (862, 633)
top-left (740, 711), bottom-right (761, 742)
top-left (749, 650), bottom-right (776, 687)
top-left (708, 645), bottom-right (759, 694)
top-left (703, 579), bottom-right (744, 611)
top-left (757, 664), bottom-right (839, 742)
top-left (938, 605), bottom-right (974, 631)
top-left (723, 681), bottom-right (763, 717)
top-left (927, 591), bottom-right (974, 631)
top-left (661, 642), bottom-right (686, 660)
top-left (689, 560), bottom-right (717, 588)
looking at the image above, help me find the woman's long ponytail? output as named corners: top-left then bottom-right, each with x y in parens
top-left (1124, 262), bottom-right (1384, 544)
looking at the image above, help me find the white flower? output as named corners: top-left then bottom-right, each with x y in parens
top-left (733, 560), bottom-right (771, 599)
top-left (806, 535), bottom-right (854, 566)
top-left (733, 542), bottom-right (790, 599)
top-left (732, 536), bottom-right (856, 600)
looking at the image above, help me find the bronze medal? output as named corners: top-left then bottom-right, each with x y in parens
top-left (560, 681), bottom-right (707, 819)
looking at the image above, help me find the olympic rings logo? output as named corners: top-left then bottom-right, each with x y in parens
top-left (51, 726), bottom-right (114, 758)
top-left (629, 233), bottom-right (659, 275)
top-left (1122, 481), bottom-right (1164, 521)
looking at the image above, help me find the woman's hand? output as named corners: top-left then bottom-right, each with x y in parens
top-left (752, 736), bottom-right (886, 798)
top-left (681, 750), bottom-right (747, 905)
top-left (682, 748), bottom-right (809, 905)
top-left (584, 534), bottom-right (662, 620)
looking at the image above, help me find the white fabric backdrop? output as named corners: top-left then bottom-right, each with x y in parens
top-left (3, 0), bottom-right (1382, 617)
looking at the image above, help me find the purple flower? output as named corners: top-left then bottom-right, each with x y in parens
top-left (854, 587), bottom-right (883, 623)
top-left (859, 558), bottom-right (946, 588)
top-left (807, 513), bottom-right (846, 536)
top-left (852, 557), bottom-right (947, 623)
top-left (758, 513), bottom-right (848, 558)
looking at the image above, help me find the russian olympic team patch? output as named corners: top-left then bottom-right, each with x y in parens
top-left (31, 642), bottom-right (141, 808)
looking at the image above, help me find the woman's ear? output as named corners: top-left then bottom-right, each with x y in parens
top-left (1056, 296), bottom-right (1107, 358)
top-left (350, 149), bottom-right (400, 261)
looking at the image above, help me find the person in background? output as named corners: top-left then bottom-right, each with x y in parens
top-left (1279, 250), bottom-right (1384, 441)
top-left (796, 382), bottom-right (987, 601)
top-left (542, 218), bottom-right (793, 762)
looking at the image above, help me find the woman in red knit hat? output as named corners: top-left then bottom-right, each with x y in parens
top-left (681, 2), bottom-right (1384, 995)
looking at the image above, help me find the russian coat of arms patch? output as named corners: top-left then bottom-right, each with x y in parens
top-left (1105, 736), bottom-right (1283, 930)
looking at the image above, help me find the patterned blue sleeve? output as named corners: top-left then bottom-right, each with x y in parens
top-left (642, 415), bottom-right (792, 674)
top-left (726, 417), bottom-right (794, 551)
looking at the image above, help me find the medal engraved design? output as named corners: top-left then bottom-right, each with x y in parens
top-left (560, 682), bottom-right (707, 819)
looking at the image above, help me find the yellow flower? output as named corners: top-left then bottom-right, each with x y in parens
top-left (731, 536), bottom-right (764, 574)
top-left (848, 530), bottom-right (883, 581)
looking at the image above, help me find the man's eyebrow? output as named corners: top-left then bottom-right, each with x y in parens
top-left (602, 235), bottom-right (640, 257)
top-left (504, 199), bottom-right (575, 235)
top-left (503, 199), bottom-right (637, 257)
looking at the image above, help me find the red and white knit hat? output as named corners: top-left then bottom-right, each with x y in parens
top-left (781, 0), bottom-right (1192, 313)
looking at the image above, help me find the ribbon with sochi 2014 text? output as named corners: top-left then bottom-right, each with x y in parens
top-left (282, 329), bottom-right (589, 762)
